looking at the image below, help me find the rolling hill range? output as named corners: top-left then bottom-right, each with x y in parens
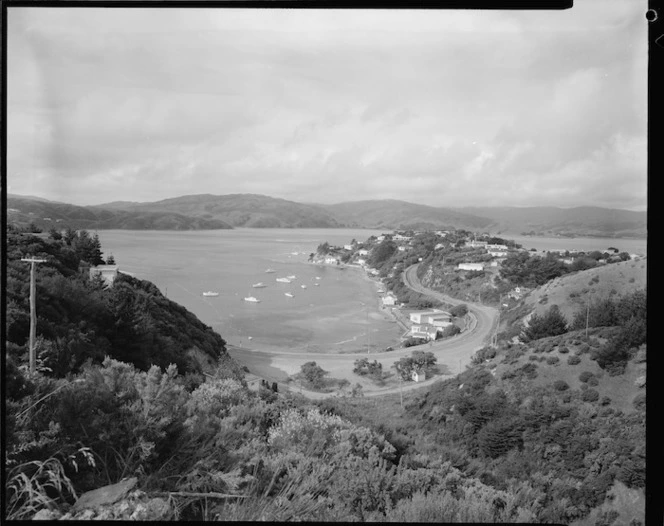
top-left (95, 194), bottom-right (345, 228)
top-left (314, 199), bottom-right (492, 231)
top-left (453, 206), bottom-right (647, 238)
top-left (7, 193), bottom-right (647, 236)
top-left (7, 196), bottom-right (233, 231)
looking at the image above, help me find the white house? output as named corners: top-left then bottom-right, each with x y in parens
top-left (398, 246), bottom-right (407, 252)
top-left (357, 258), bottom-right (367, 266)
top-left (488, 250), bottom-right (508, 257)
top-left (357, 249), bottom-right (369, 256)
top-left (410, 324), bottom-right (438, 341)
top-left (382, 294), bottom-right (397, 306)
top-left (468, 240), bottom-right (488, 248)
top-left (411, 369), bottom-right (426, 382)
top-left (458, 263), bottom-right (484, 271)
top-left (324, 256), bottom-right (339, 265)
top-left (376, 235), bottom-right (386, 242)
top-left (410, 311), bottom-right (437, 324)
top-left (487, 244), bottom-right (509, 251)
top-left (89, 265), bottom-right (119, 286)
top-left (344, 244), bottom-right (353, 250)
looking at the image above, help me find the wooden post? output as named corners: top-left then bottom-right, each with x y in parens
top-left (21, 258), bottom-right (47, 374)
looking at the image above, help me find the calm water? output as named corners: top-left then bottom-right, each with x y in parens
top-left (507, 235), bottom-right (647, 255)
top-left (97, 229), bottom-right (646, 353)
top-left (97, 228), bottom-right (401, 353)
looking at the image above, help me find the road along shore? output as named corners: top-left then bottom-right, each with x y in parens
top-left (228, 264), bottom-right (498, 399)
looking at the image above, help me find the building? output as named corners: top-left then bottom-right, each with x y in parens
top-left (487, 244), bottom-right (509, 251)
top-left (488, 250), bottom-right (508, 257)
top-left (382, 294), bottom-right (397, 306)
top-left (357, 249), bottom-right (369, 256)
top-left (398, 246), bottom-right (407, 252)
top-left (344, 244), bottom-right (353, 250)
top-left (410, 324), bottom-right (438, 341)
top-left (357, 258), bottom-right (367, 266)
top-left (89, 265), bottom-right (119, 286)
top-left (411, 369), bottom-right (426, 382)
top-left (324, 256), bottom-right (339, 265)
top-left (458, 263), bottom-right (484, 271)
top-left (468, 240), bottom-right (488, 248)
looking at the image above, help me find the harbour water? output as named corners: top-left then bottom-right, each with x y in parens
top-left (97, 228), bottom-right (646, 354)
top-left (97, 228), bottom-right (402, 354)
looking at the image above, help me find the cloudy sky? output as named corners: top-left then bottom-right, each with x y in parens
top-left (7, 2), bottom-right (647, 210)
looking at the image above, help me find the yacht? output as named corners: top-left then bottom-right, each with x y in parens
top-left (284, 292), bottom-right (294, 298)
top-left (244, 296), bottom-right (260, 303)
top-left (301, 284), bottom-right (307, 289)
top-left (202, 291), bottom-right (219, 297)
top-left (252, 282), bottom-right (267, 288)
top-left (287, 275), bottom-right (297, 280)
top-left (276, 277), bottom-right (291, 283)
top-left (265, 269), bottom-right (276, 273)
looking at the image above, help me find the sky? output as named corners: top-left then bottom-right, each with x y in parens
top-left (6, 2), bottom-right (648, 210)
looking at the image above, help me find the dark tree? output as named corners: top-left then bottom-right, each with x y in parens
top-left (523, 305), bottom-right (568, 342)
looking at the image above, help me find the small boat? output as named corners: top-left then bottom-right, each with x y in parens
top-left (244, 296), bottom-right (260, 303)
top-left (301, 284), bottom-right (307, 289)
top-left (202, 291), bottom-right (219, 297)
top-left (315, 283), bottom-right (320, 286)
top-left (287, 275), bottom-right (297, 280)
top-left (252, 282), bottom-right (267, 288)
top-left (276, 277), bottom-right (291, 283)
top-left (315, 276), bottom-right (322, 280)
top-left (265, 269), bottom-right (276, 273)
top-left (284, 292), bottom-right (294, 298)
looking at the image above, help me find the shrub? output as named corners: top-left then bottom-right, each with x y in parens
top-left (579, 371), bottom-right (594, 383)
top-left (558, 346), bottom-right (569, 354)
top-left (633, 393), bottom-right (646, 411)
top-left (553, 380), bottom-right (569, 391)
top-left (587, 376), bottom-right (599, 386)
top-left (577, 344), bottom-right (591, 355)
top-left (546, 356), bottom-right (560, 366)
top-left (567, 355), bottom-right (581, 366)
top-left (581, 388), bottom-right (600, 402)
top-left (600, 396), bottom-right (611, 406)
top-left (528, 355), bottom-right (539, 361)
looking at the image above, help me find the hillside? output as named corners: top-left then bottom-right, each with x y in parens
top-left (5, 231), bottom-right (242, 378)
top-left (522, 256), bottom-right (647, 324)
top-left (7, 196), bottom-right (234, 231)
top-left (317, 199), bottom-right (492, 230)
top-left (454, 206), bottom-right (647, 238)
top-left (95, 193), bottom-right (345, 228)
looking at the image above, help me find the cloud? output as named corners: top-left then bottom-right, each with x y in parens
top-left (7, 2), bottom-right (648, 210)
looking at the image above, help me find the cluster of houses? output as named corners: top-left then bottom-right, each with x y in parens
top-left (407, 309), bottom-right (454, 341)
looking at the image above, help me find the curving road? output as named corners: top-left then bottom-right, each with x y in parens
top-left (228, 264), bottom-right (498, 399)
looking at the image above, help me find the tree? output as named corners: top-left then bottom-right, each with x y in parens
top-left (48, 228), bottom-right (62, 241)
top-left (368, 240), bottom-right (397, 269)
top-left (106, 254), bottom-right (116, 265)
top-left (522, 305), bottom-right (568, 341)
top-left (301, 361), bottom-right (328, 387)
top-left (450, 304), bottom-right (468, 318)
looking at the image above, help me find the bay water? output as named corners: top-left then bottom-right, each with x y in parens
top-left (97, 228), bottom-right (402, 354)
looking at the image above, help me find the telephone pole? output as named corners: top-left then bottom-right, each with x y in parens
top-left (21, 257), bottom-right (47, 374)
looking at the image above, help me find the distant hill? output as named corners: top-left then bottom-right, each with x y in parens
top-left (7, 195), bottom-right (233, 231)
top-left (8, 193), bottom-right (648, 236)
top-left (316, 199), bottom-right (493, 231)
top-left (95, 193), bottom-right (346, 228)
top-left (453, 206), bottom-right (647, 238)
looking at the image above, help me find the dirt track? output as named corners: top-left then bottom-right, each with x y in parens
top-left (228, 264), bottom-right (498, 399)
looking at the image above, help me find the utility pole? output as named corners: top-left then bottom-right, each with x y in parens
top-left (585, 293), bottom-right (591, 340)
top-left (21, 257), bottom-right (47, 374)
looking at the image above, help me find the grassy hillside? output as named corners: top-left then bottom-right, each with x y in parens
top-left (523, 257), bottom-right (647, 324)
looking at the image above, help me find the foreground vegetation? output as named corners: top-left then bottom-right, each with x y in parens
top-left (3, 231), bottom-right (647, 522)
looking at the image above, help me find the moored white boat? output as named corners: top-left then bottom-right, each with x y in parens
top-left (284, 292), bottom-right (294, 298)
top-left (287, 275), bottom-right (297, 280)
top-left (202, 291), bottom-right (219, 297)
top-left (252, 282), bottom-right (267, 288)
top-left (301, 284), bottom-right (307, 289)
top-left (265, 269), bottom-right (276, 273)
top-left (244, 296), bottom-right (260, 303)
top-left (276, 277), bottom-right (291, 283)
